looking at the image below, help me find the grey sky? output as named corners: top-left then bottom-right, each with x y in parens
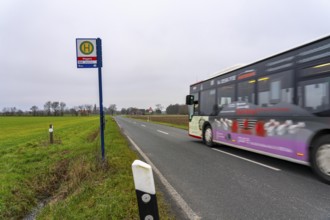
top-left (1, 0), bottom-right (329, 111)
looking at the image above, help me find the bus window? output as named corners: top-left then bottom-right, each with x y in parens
top-left (298, 77), bottom-right (330, 115)
top-left (300, 62), bottom-right (330, 78)
top-left (192, 93), bottom-right (199, 115)
top-left (270, 80), bottom-right (281, 101)
top-left (238, 80), bottom-right (255, 103)
top-left (192, 93), bottom-right (199, 102)
top-left (217, 84), bottom-right (235, 108)
top-left (258, 70), bottom-right (293, 107)
top-left (200, 89), bottom-right (216, 116)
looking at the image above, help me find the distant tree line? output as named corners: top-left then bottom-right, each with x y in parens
top-left (165, 104), bottom-right (188, 115)
top-left (1, 102), bottom-right (116, 117)
top-left (1, 107), bottom-right (24, 116)
top-left (1, 102), bottom-right (188, 116)
top-left (119, 104), bottom-right (187, 115)
top-left (42, 101), bottom-right (66, 116)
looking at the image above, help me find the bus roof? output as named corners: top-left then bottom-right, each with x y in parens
top-left (190, 34), bottom-right (330, 86)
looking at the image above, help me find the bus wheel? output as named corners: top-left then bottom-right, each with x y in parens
top-left (203, 125), bottom-right (214, 147)
top-left (311, 135), bottom-right (330, 184)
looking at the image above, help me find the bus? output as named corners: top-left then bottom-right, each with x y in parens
top-left (186, 35), bottom-right (330, 184)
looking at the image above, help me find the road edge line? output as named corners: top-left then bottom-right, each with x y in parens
top-left (157, 130), bottom-right (169, 135)
top-left (125, 134), bottom-right (200, 220)
top-left (212, 148), bottom-right (281, 171)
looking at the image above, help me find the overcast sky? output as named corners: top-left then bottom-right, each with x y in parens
top-left (1, 0), bottom-right (329, 111)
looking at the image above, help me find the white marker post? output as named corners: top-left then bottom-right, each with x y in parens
top-left (49, 124), bottom-right (54, 144)
top-left (132, 160), bottom-right (159, 220)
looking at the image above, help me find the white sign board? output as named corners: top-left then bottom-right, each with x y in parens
top-left (76, 38), bottom-right (98, 68)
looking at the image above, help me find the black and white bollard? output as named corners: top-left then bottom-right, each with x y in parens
top-left (49, 124), bottom-right (54, 144)
top-left (132, 160), bottom-right (159, 220)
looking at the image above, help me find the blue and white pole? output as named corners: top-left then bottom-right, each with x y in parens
top-left (132, 160), bottom-right (159, 220)
top-left (96, 38), bottom-right (105, 161)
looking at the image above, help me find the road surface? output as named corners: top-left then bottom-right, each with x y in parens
top-left (115, 116), bottom-right (330, 220)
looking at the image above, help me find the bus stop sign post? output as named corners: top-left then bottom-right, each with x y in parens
top-left (76, 38), bottom-right (105, 161)
top-left (96, 38), bottom-right (105, 161)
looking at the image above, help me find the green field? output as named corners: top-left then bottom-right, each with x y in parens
top-left (0, 116), bottom-right (173, 219)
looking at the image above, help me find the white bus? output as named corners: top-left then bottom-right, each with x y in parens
top-left (186, 35), bottom-right (330, 184)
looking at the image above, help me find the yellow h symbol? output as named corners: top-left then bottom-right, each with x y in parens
top-left (80, 41), bottom-right (94, 55)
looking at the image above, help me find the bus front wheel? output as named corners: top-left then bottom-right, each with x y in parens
top-left (311, 135), bottom-right (330, 184)
top-left (203, 125), bottom-right (214, 147)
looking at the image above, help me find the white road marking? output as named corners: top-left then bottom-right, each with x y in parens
top-left (125, 134), bottom-right (200, 220)
top-left (212, 148), bottom-right (281, 171)
top-left (157, 130), bottom-right (169, 135)
top-left (114, 120), bottom-right (122, 129)
top-left (141, 124), bottom-right (146, 127)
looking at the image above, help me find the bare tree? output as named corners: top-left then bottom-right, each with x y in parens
top-left (155, 104), bottom-right (163, 114)
top-left (2, 107), bottom-right (18, 116)
top-left (30, 105), bottom-right (38, 116)
top-left (108, 104), bottom-right (117, 115)
top-left (44, 101), bottom-right (51, 116)
top-left (85, 104), bottom-right (93, 116)
top-left (59, 102), bottom-right (66, 116)
top-left (127, 107), bottom-right (139, 115)
top-left (166, 104), bottom-right (187, 115)
top-left (120, 108), bottom-right (127, 115)
top-left (11, 107), bottom-right (17, 115)
top-left (178, 105), bottom-right (188, 115)
top-left (17, 110), bottom-right (24, 116)
top-left (70, 107), bottom-right (78, 116)
top-left (51, 101), bottom-right (60, 116)
top-left (2, 107), bottom-right (10, 116)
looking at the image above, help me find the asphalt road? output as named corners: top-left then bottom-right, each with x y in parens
top-left (115, 116), bottom-right (330, 220)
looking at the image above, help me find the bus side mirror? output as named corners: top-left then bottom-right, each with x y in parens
top-left (186, 95), bottom-right (194, 105)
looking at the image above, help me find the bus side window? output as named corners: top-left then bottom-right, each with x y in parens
top-left (238, 80), bottom-right (255, 104)
top-left (217, 84), bottom-right (235, 109)
top-left (200, 89), bottom-right (216, 116)
top-left (298, 77), bottom-right (330, 115)
top-left (257, 70), bottom-right (293, 107)
top-left (192, 93), bottom-right (199, 115)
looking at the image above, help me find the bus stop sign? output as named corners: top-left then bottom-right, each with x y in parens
top-left (75, 37), bottom-right (105, 161)
top-left (76, 38), bottom-right (98, 68)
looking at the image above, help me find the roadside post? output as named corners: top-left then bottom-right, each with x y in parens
top-left (76, 38), bottom-right (105, 161)
top-left (132, 160), bottom-right (159, 220)
top-left (49, 124), bottom-right (54, 144)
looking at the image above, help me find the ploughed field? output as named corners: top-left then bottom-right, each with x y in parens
top-left (128, 115), bottom-right (188, 130)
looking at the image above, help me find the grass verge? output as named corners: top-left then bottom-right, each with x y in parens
top-left (0, 116), bottom-right (174, 219)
